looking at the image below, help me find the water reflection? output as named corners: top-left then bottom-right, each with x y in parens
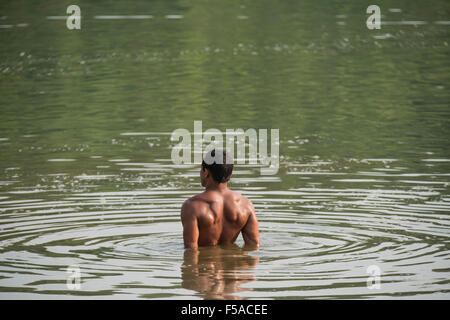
top-left (181, 244), bottom-right (259, 300)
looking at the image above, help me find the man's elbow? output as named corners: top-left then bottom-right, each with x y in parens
top-left (184, 241), bottom-right (198, 250)
top-left (244, 237), bottom-right (260, 249)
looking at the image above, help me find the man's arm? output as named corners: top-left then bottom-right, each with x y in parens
top-left (181, 200), bottom-right (199, 250)
top-left (242, 200), bottom-right (260, 248)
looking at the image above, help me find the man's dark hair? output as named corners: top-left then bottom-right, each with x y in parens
top-left (201, 149), bottom-right (234, 183)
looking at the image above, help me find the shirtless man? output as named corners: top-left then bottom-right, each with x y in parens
top-left (181, 149), bottom-right (260, 250)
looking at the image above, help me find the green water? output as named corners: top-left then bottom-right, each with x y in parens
top-left (0, 0), bottom-right (449, 299)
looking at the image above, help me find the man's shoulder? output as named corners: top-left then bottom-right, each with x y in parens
top-left (181, 195), bottom-right (209, 214)
top-left (230, 190), bottom-right (252, 203)
top-left (226, 190), bottom-right (254, 212)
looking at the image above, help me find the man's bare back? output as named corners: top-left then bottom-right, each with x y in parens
top-left (180, 150), bottom-right (260, 250)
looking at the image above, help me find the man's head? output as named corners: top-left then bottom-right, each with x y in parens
top-left (200, 149), bottom-right (234, 187)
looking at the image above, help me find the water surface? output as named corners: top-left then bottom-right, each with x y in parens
top-left (0, 0), bottom-right (449, 299)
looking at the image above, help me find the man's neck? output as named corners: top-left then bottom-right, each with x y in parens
top-left (205, 182), bottom-right (228, 192)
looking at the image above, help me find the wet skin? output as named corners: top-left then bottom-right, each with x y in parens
top-left (181, 167), bottom-right (260, 250)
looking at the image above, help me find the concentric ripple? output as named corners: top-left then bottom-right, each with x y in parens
top-left (0, 153), bottom-right (449, 299)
